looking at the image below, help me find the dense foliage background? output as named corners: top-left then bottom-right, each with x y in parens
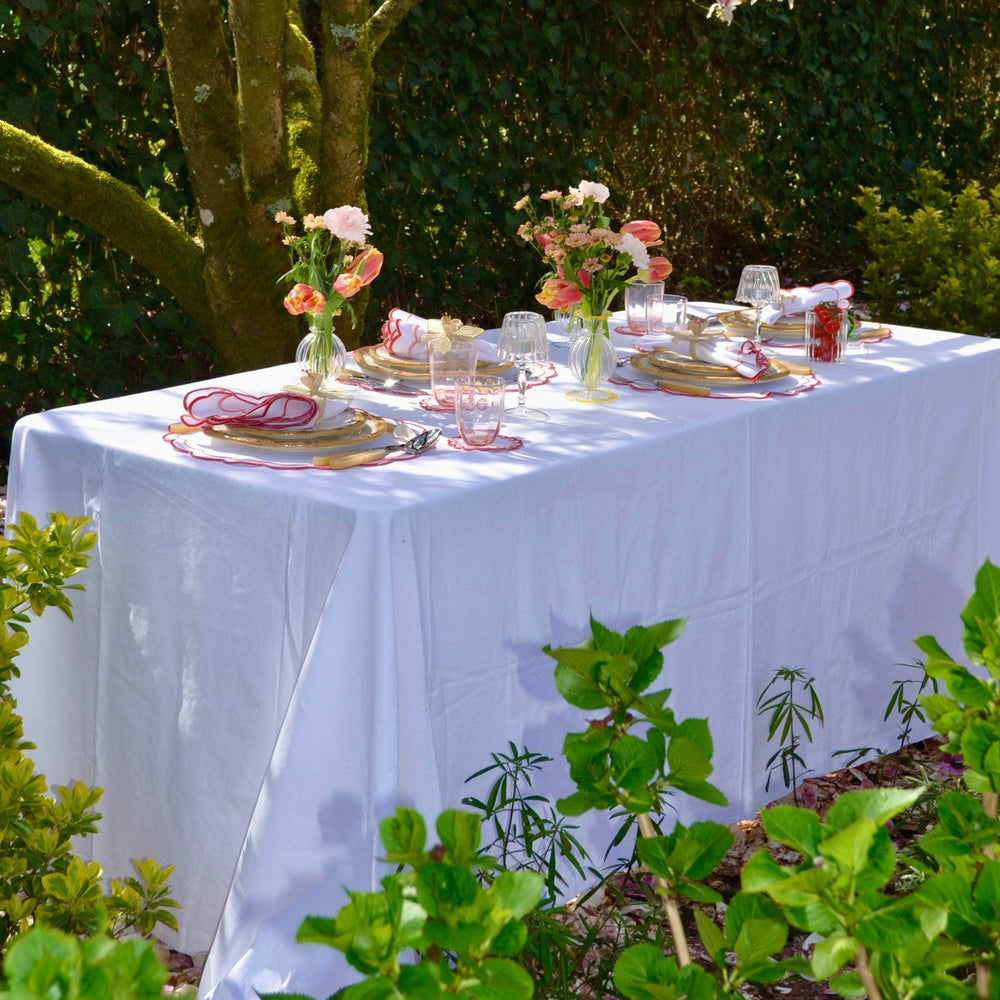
top-left (1, 0), bottom-right (998, 461)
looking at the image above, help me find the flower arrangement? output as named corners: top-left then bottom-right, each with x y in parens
top-left (514, 180), bottom-right (672, 324)
top-left (275, 206), bottom-right (383, 384)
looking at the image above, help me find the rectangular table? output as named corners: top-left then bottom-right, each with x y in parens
top-left (8, 310), bottom-right (1000, 999)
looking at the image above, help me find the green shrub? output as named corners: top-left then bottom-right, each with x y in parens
top-left (0, 922), bottom-right (167, 1000)
top-left (856, 168), bottom-right (1000, 335)
top-left (0, 512), bottom-right (179, 960)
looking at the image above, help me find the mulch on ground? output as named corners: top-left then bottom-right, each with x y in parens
top-left (552, 735), bottom-right (960, 999)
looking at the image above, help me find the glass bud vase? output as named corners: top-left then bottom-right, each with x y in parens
top-left (296, 324), bottom-right (347, 395)
top-left (553, 305), bottom-right (585, 344)
top-left (566, 314), bottom-right (617, 403)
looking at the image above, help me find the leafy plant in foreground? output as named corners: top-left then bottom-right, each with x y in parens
top-left (263, 807), bottom-right (544, 1000)
top-left (0, 513), bottom-right (179, 963)
top-left (0, 920), bottom-right (167, 1000)
top-left (462, 742), bottom-right (590, 907)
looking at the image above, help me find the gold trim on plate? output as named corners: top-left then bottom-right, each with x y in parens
top-left (630, 351), bottom-right (791, 385)
top-left (202, 410), bottom-right (385, 449)
top-left (354, 344), bottom-right (513, 379)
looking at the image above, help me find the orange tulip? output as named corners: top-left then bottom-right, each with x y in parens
top-left (283, 283), bottom-right (325, 316)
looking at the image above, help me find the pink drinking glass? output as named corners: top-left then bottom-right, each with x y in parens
top-left (454, 375), bottom-right (505, 447)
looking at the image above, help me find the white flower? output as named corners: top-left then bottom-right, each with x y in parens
top-left (618, 232), bottom-right (650, 270)
top-left (711, 0), bottom-right (742, 22)
top-left (323, 205), bottom-right (372, 243)
top-left (574, 180), bottom-right (610, 204)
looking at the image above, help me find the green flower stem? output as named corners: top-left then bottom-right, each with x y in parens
top-left (580, 313), bottom-right (611, 389)
top-left (636, 812), bottom-right (691, 968)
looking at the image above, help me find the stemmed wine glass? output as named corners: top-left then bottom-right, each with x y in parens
top-left (736, 265), bottom-right (781, 349)
top-left (496, 311), bottom-right (550, 421)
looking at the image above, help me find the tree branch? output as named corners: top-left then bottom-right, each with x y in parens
top-left (229, 0), bottom-right (288, 197)
top-left (0, 121), bottom-right (208, 330)
top-left (368, 0), bottom-right (423, 55)
top-left (157, 0), bottom-right (245, 234)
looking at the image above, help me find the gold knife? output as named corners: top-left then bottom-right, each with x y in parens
top-left (775, 359), bottom-right (813, 375)
top-left (654, 379), bottom-right (712, 397)
top-left (312, 427), bottom-right (441, 468)
top-left (314, 447), bottom-right (391, 469)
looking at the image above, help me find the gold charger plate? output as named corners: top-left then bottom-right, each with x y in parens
top-left (354, 343), bottom-right (513, 379)
top-left (203, 409), bottom-right (385, 449)
top-left (718, 310), bottom-right (891, 342)
top-left (630, 351), bottom-right (791, 385)
top-left (718, 309), bottom-right (805, 339)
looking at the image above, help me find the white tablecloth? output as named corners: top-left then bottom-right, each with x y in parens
top-left (8, 309), bottom-right (1000, 998)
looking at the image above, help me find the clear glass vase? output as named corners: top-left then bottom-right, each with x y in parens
top-left (553, 305), bottom-right (585, 344)
top-left (566, 314), bottom-right (617, 403)
top-left (296, 324), bottom-right (347, 395)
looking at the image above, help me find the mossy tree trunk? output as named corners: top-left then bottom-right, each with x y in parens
top-left (0, 0), bottom-right (422, 373)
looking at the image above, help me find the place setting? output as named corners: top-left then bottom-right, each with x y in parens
top-left (163, 384), bottom-right (437, 471)
top-left (717, 278), bottom-right (893, 354)
top-left (344, 309), bottom-right (556, 406)
top-left (611, 277), bottom-right (819, 399)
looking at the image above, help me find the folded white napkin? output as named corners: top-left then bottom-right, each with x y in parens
top-left (761, 280), bottom-right (853, 325)
top-left (683, 337), bottom-right (770, 381)
top-left (380, 308), bottom-right (496, 360)
top-left (381, 308), bottom-right (429, 359)
top-left (181, 388), bottom-right (320, 430)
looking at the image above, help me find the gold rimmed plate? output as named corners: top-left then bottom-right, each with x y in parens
top-left (203, 409), bottom-right (385, 450)
top-left (718, 309), bottom-right (805, 339)
top-left (630, 351), bottom-right (792, 385)
top-left (354, 343), bottom-right (513, 380)
top-left (718, 309), bottom-right (891, 343)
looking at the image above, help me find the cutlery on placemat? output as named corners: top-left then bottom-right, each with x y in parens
top-left (313, 427), bottom-right (441, 469)
top-left (339, 368), bottom-right (426, 395)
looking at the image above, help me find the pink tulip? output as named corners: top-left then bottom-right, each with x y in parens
top-left (333, 248), bottom-right (384, 299)
top-left (645, 256), bottom-right (673, 281)
top-left (350, 247), bottom-right (384, 286)
top-left (621, 219), bottom-right (663, 247)
top-left (283, 283), bottom-right (325, 316)
top-left (536, 278), bottom-right (582, 311)
top-left (333, 272), bottom-right (364, 298)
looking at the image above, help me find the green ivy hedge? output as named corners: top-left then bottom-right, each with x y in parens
top-left (365, 0), bottom-right (1000, 335)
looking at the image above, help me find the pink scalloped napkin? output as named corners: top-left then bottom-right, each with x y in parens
top-left (178, 387), bottom-right (320, 430)
top-left (682, 337), bottom-right (770, 381)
